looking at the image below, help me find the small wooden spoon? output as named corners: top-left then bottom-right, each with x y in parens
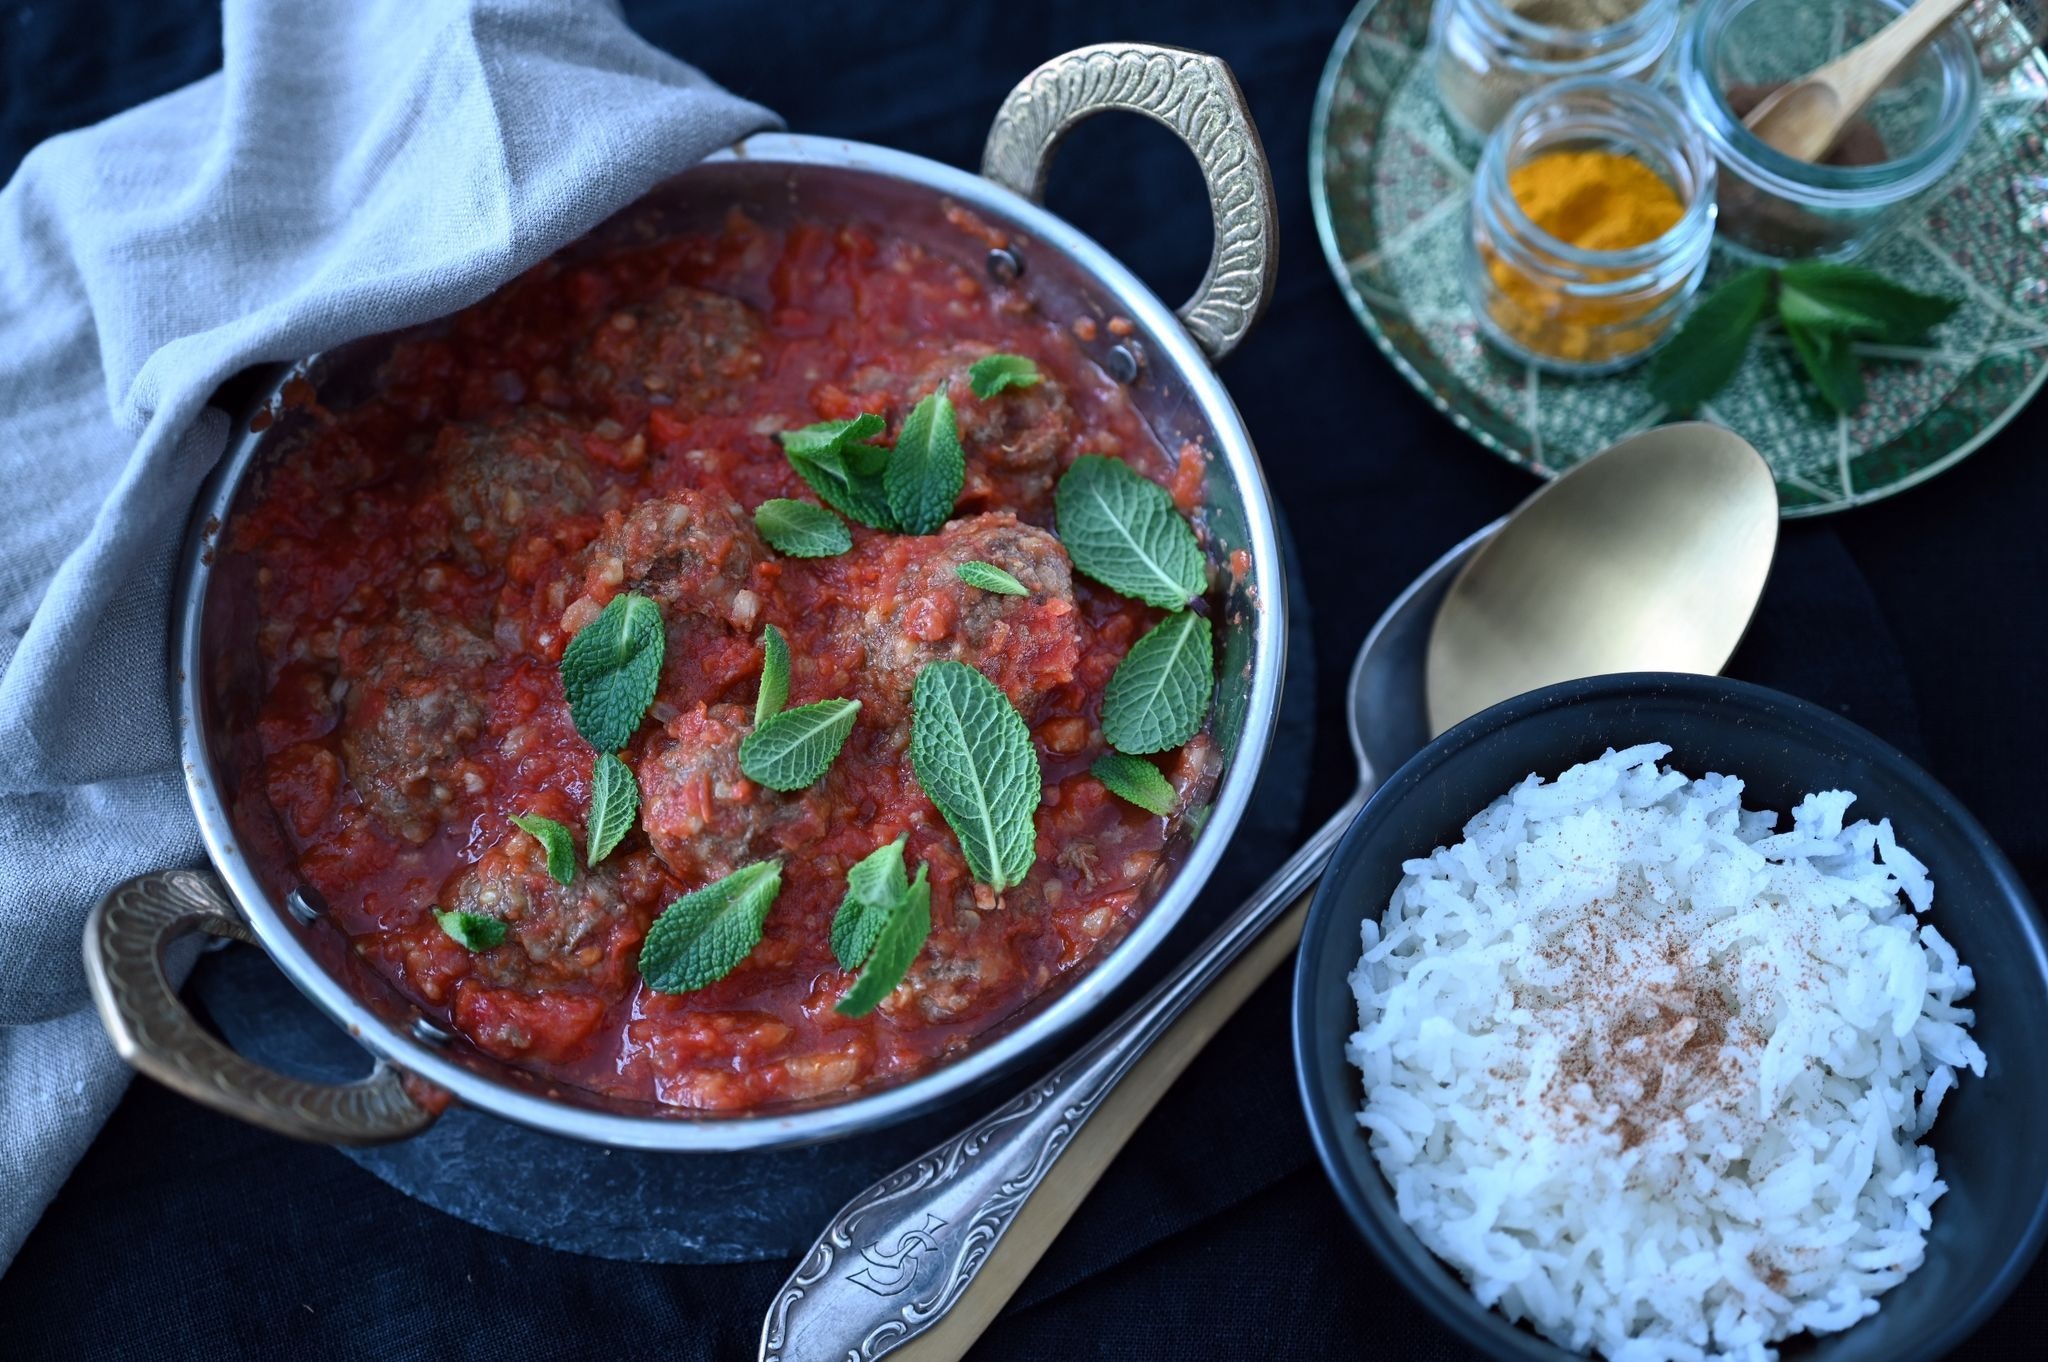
top-left (1742, 0), bottom-right (1973, 162)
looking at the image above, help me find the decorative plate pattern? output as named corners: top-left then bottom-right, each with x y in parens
top-left (1311, 0), bottom-right (2048, 516)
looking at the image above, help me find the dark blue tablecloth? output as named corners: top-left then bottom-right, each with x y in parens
top-left (4, 1), bottom-right (2043, 1357)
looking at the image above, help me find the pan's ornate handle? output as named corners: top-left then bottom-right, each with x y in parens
top-left (982, 44), bottom-right (1277, 362)
top-left (83, 868), bottom-right (442, 1144)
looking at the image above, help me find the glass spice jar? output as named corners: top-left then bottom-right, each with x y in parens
top-left (1464, 77), bottom-right (1717, 374)
top-left (1430, 0), bottom-right (1683, 142)
top-left (1677, 0), bottom-right (1982, 262)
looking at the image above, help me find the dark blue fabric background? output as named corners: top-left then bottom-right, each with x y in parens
top-left (3, 1), bottom-right (2043, 1357)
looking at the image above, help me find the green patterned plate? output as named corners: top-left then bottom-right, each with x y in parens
top-left (1310, 0), bottom-right (2048, 515)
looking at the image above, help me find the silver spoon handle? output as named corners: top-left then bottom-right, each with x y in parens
top-left (760, 788), bottom-right (1369, 1362)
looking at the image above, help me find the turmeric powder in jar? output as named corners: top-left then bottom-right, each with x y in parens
top-left (1464, 78), bottom-right (1716, 374)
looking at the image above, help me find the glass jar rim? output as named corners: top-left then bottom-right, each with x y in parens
top-left (1466, 0), bottom-right (1681, 46)
top-left (1479, 75), bottom-right (1719, 279)
top-left (1678, 0), bottom-right (1982, 204)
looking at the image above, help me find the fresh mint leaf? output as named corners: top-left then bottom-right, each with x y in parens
top-left (586, 752), bottom-right (639, 867)
top-left (835, 864), bottom-right (932, 1018)
top-left (1646, 268), bottom-right (1773, 414)
top-left (434, 908), bottom-right (507, 952)
top-left (755, 499), bottom-right (852, 558)
top-left (559, 591), bottom-right (665, 751)
top-left (885, 390), bottom-right (965, 536)
top-left (1785, 319), bottom-right (1866, 415)
top-left (1090, 751), bottom-right (1177, 817)
top-left (830, 835), bottom-right (910, 971)
top-left (954, 561), bottom-right (1028, 596)
top-left (638, 860), bottom-right (783, 994)
top-left (1102, 612), bottom-right (1213, 755)
top-left (1054, 455), bottom-right (1205, 610)
top-left (781, 414), bottom-right (897, 529)
top-left (510, 813), bottom-right (575, 885)
top-left (1777, 263), bottom-right (1960, 344)
top-left (968, 353), bottom-right (1041, 398)
top-left (756, 623), bottom-right (790, 727)
top-left (739, 698), bottom-right (861, 791)
top-left (909, 660), bottom-right (1041, 892)
top-left (779, 412), bottom-right (885, 459)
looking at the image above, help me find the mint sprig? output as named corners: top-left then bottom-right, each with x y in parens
top-left (1055, 456), bottom-right (1205, 610)
top-left (434, 908), bottom-right (507, 952)
top-left (510, 813), bottom-right (576, 885)
top-left (1648, 263), bottom-right (1960, 417)
top-left (1101, 612), bottom-right (1213, 755)
top-left (885, 390), bottom-right (965, 536)
top-left (560, 592), bottom-right (665, 752)
top-left (586, 752), bottom-right (639, 867)
top-left (755, 499), bottom-right (852, 558)
top-left (835, 863), bottom-right (932, 1018)
top-left (968, 353), bottom-right (1041, 398)
top-left (756, 623), bottom-right (791, 727)
top-left (739, 698), bottom-right (861, 791)
top-left (954, 561), bottom-right (1028, 596)
top-left (830, 834), bottom-right (911, 971)
top-left (780, 414), bottom-right (897, 530)
top-left (638, 860), bottom-right (784, 994)
top-left (1090, 751), bottom-right (1177, 816)
top-left (909, 661), bottom-right (1041, 893)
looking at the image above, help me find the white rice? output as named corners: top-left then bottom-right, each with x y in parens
top-left (1348, 744), bottom-right (1984, 1362)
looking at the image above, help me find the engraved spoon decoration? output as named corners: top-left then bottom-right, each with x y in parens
top-left (760, 425), bottom-right (1777, 1361)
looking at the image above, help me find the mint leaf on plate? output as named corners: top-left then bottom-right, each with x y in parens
top-left (559, 591), bottom-right (665, 752)
top-left (835, 864), bottom-right (932, 1018)
top-left (638, 860), bottom-right (784, 994)
top-left (1785, 319), bottom-right (1866, 415)
top-left (510, 813), bottom-right (576, 885)
top-left (1090, 751), bottom-right (1177, 816)
top-left (830, 834), bottom-right (910, 971)
top-left (1646, 267), bottom-right (1773, 415)
top-left (909, 660), bottom-right (1040, 892)
top-left (756, 623), bottom-right (791, 727)
top-left (885, 390), bottom-right (965, 536)
top-left (586, 752), bottom-right (639, 867)
top-left (739, 698), bottom-right (861, 791)
top-left (968, 353), bottom-right (1041, 398)
top-left (954, 561), bottom-right (1028, 596)
top-left (1102, 612), bottom-right (1213, 755)
top-left (1054, 455), bottom-right (1205, 610)
top-left (755, 499), bottom-right (852, 558)
top-left (1777, 263), bottom-right (1960, 344)
top-left (434, 908), bottom-right (507, 952)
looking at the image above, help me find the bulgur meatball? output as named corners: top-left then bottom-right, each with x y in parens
top-left (638, 704), bottom-right (782, 881)
top-left (853, 341), bottom-right (1072, 499)
top-left (336, 609), bottom-right (495, 843)
top-left (571, 285), bottom-right (767, 420)
top-left (439, 830), bottom-right (639, 993)
top-left (426, 410), bottom-right (598, 566)
top-left (840, 512), bottom-right (1080, 716)
top-left (559, 489), bottom-right (764, 643)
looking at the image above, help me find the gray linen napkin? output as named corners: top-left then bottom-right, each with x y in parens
top-left (0, 0), bottom-right (775, 1271)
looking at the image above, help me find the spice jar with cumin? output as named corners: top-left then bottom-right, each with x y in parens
top-left (1431, 0), bottom-right (1683, 141)
top-left (1464, 77), bottom-right (1716, 373)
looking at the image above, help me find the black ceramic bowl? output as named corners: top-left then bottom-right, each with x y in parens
top-left (1293, 673), bottom-right (2048, 1361)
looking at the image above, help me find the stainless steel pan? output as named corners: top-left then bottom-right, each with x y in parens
top-left (85, 43), bottom-right (1284, 1153)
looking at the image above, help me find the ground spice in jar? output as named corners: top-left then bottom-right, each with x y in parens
top-left (1434, 0), bottom-right (1660, 137)
top-left (1482, 147), bottom-right (1686, 365)
top-left (1716, 82), bottom-right (1892, 258)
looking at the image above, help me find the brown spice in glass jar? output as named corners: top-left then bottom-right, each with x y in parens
top-left (1717, 82), bottom-right (1891, 258)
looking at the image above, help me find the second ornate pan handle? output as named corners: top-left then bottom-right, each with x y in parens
top-left (981, 44), bottom-right (1278, 362)
top-left (83, 868), bottom-right (443, 1145)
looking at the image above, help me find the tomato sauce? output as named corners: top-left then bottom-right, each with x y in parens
top-left (231, 211), bottom-right (1213, 1111)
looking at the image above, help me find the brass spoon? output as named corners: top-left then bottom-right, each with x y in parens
top-left (1426, 422), bottom-right (1780, 736)
top-left (760, 423), bottom-right (1778, 1362)
top-left (1742, 0), bottom-right (1974, 163)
